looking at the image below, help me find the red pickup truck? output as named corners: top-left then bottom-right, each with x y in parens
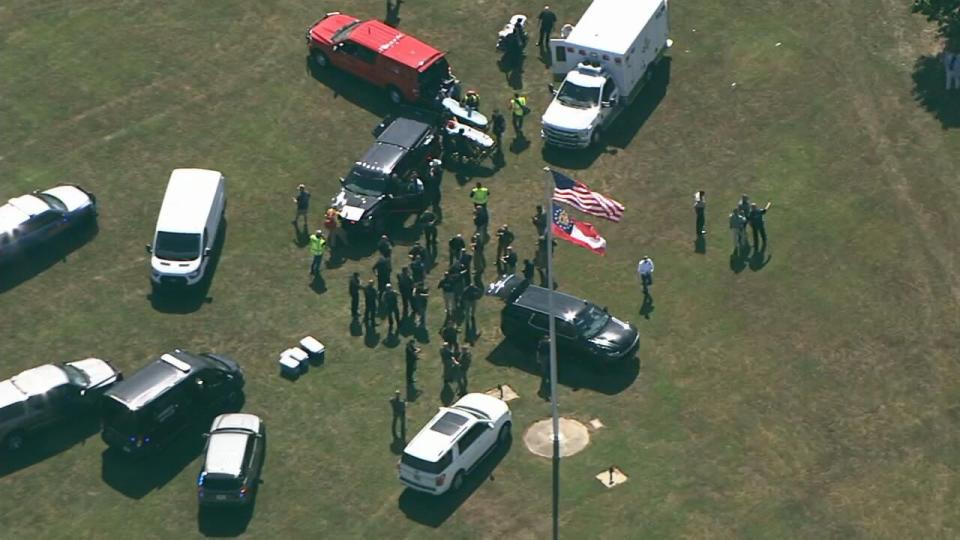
top-left (306, 12), bottom-right (453, 105)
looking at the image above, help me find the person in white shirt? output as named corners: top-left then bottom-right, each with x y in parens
top-left (636, 256), bottom-right (654, 296)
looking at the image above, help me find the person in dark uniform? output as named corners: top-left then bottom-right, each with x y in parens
top-left (457, 248), bottom-right (473, 287)
top-left (448, 234), bottom-right (466, 266)
top-left (522, 258), bottom-right (535, 280)
top-left (537, 337), bottom-right (551, 399)
top-left (349, 272), bottom-right (361, 319)
top-left (408, 242), bottom-right (425, 264)
top-left (440, 343), bottom-right (456, 389)
top-left (495, 224), bottom-right (514, 265)
top-left (419, 210), bottom-right (438, 257)
top-left (397, 267), bottom-right (414, 319)
top-left (537, 5), bottom-right (557, 49)
top-left (531, 205), bottom-right (547, 236)
top-left (471, 237), bottom-right (485, 279)
top-left (462, 278), bottom-right (482, 335)
top-left (473, 204), bottom-right (489, 244)
top-left (440, 324), bottom-right (459, 350)
top-left (292, 184), bottom-right (311, 230)
top-left (377, 234), bottom-right (393, 258)
top-left (450, 257), bottom-right (467, 315)
top-left (383, 284), bottom-right (400, 334)
top-left (405, 339), bottom-right (421, 390)
top-left (455, 128), bottom-right (474, 165)
top-left (390, 390), bottom-right (406, 442)
top-left (426, 159), bottom-right (443, 214)
top-left (412, 284), bottom-right (429, 328)
top-left (457, 346), bottom-right (472, 397)
top-left (491, 109), bottom-right (506, 149)
top-left (500, 246), bottom-right (518, 276)
top-left (363, 279), bottom-right (378, 326)
top-left (693, 190), bottom-right (706, 237)
top-left (373, 255), bottom-right (392, 299)
top-left (410, 254), bottom-right (426, 286)
top-left (439, 271), bottom-right (456, 323)
top-left (748, 201), bottom-right (772, 250)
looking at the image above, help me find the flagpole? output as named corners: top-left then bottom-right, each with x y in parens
top-left (543, 167), bottom-right (560, 540)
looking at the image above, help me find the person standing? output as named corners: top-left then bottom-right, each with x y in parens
top-left (451, 255), bottom-right (468, 314)
top-left (383, 283), bottom-right (400, 334)
top-left (473, 204), bottom-right (489, 244)
top-left (693, 191), bottom-right (706, 237)
top-left (470, 182), bottom-right (490, 207)
top-left (748, 201), bottom-right (773, 250)
top-left (495, 224), bottom-right (514, 265)
top-left (946, 51), bottom-right (959, 90)
top-left (471, 237), bottom-right (485, 279)
top-left (729, 208), bottom-right (746, 256)
top-left (510, 93), bottom-right (528, 138)
top-left (373, 254), bottom-right (392, 299)
top-left (522, 258), bottom-right (535, 281)
top-left (462, 278), bottom-right (482, 333)
top-left (440, 324), bottom-right (459, 350)
top-left (377, 234), bottom-right (393, 258)
top-left (537, 5), bottom-right (557, 49)
top-left (491, 109), bottom-right (506, 149)
top-left (405, 339), bottom-right (421, 390)
top-left (363, 279), bottom-right (378, 326)
top-left (323, 208), bottom-right (343, 252)
top-left (500, 246), bottom-right (518, 275)
top-left (537, 337), bottom-right (551, 399)
top-left (448, 234), bottom-right (466, 266)
top-left (531, 205), bottom-right (547, 236)
top-left (737, 194), bottom-right (751, 217)
top-left (349, 272), bottom-right (361, 320)
top-left (390, 390), bottom-right (406, 442)
top-left (412, 284), bottom-right (429, 328)
top-left (439, 271), bottom-right (456, 322)
top-left (426, 159), bottom-right (443, 214)
top-left (637, 255), bottom-right (654, 296)
top-left (410, 253), bottom-right (426, 286)
top-left (440, 343), bottom-right (457, 389)
top-left (309, 230), bottom-right (327, 277)
top-left (457, 345), bottom-right (473, 397)
top-left (419, 210), bottom-right (438, 258)
top-left (292, 184), bottom-right (311, 229)
top-left (397, 267), bottom-right (414, 319)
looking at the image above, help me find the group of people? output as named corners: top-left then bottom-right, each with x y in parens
top-left (726, 194), bottom-right (773, 257)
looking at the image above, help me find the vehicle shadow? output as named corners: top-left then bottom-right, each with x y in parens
top-left (398, 436), bottom-right (512, 527)
top-left (0, 415), bottom-right (100, 478)
top-left (542, 57), bottom-right (672, 170)
top-left (911, 53), bottom-right (960, 129)
top-left (485, 339), bottom-right (640, 395)
top-left (306, 56), bottom-right (394, 118)
top-left (0, 220), bottom-right (99, 293)
top-left (198, 503), bottom-right (256, 538)
top-left (147, 220), bottom-right (226, 314)
top-left (101, 429), bottom-right (205, 500)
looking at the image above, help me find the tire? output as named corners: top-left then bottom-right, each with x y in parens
top-left (498, 422), bottom-right (512, 445)
top-left (386, 86), bottom-right (404, 105)
top-left (589, 128), bottom-right (602, 147)
top-left (3, 431), bottom-right (25, 452)
top-left (451, 470), bottom-right (465, 492)
top-left (312, 49), bottom-right (329, 68)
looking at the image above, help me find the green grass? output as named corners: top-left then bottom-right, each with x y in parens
top-left (2, 0), bottom-right (960, 538)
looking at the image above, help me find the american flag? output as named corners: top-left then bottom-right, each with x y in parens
top-left (550, 169), bottom-right (625, 222)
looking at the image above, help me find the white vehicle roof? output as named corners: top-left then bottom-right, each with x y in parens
top-left (10, 364), bottom-right (69, 396)
top-left (204, 432), bottom-right (249, 477)
top-left (404, 393), bottom-right (509, 462)
top-left (211, 413), bottom-right (262, 434)
top-left (565, 0), bottom-right (663, 56)
top-left (451, 393), bottom-right (510, 420)
top-left (0, 380), bottom-right (27, 409)
top-left (0, 203), bottom-right (30, 234)
top-left (155, 168), bottom-right (223, 234)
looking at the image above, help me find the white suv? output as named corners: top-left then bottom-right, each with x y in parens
top-left (398, 393), bottom-right (511, 495)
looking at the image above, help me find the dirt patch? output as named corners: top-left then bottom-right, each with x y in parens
top-left (523, 418), bottom-right (590, 458)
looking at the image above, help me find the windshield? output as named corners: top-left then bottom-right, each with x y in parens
top-left (573, 304), bottom-right (611, 337)
top-left (36, 193), bottom-right (67, 211)
top-left (557, 81), bottom-right (600, 108)
top-left (401, 451), bottom-right (452, 474)
top-left (332, 21), bottom-right (361, 43)
top-left (202, 474), bottom-right (242, 490)
top-left (154, 231), bottom-right (201, 261)
top-left (62, 364), bottom-right (89, 387)
top-left (102, 398), bottom-right (139, 434)
top-left (344, 168), bottom-right (386, 196)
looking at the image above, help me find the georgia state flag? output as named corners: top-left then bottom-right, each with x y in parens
top-left (551, 204), bottom-right (606, 255)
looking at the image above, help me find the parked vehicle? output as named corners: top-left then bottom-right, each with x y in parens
top-left (0, 184), bottom-right (97, 260)
top-left (542, 0), bottom-right (671, 148)
top-left (101, 350), bottom-right (243, 456)
top-left (0, 358), bottom-right (122, 452)
top-left (331, 112), bottom-right (439, 235)
top-left (306, 12), bottom-right (456, 105)
top-left (197, 413), bottom-right (265, 507)
top-left (486, 274), bottom-right (639, 365)
top-left (398, 393), bottom-right (511, 495)
top-left (146, 169), bottom-right (226, 290)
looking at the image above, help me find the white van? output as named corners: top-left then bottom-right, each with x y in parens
top-left (146, 169), bottom-right (226, 289)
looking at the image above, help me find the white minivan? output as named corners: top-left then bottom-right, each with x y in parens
top-left (146, 169), bottom-right (226, 289)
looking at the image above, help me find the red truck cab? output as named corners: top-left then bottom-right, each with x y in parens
top-left (306, 12), bottom-right (452, 105)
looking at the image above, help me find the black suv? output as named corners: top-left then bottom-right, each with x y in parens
top-left (331, 111), bottom-right (439, 234)
top-left (487, 274), bottom-right (639, 365)
top-left (101, 350), bottom-right (244, 456)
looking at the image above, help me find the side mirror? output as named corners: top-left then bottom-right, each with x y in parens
top-left (548, 83), bottom-right (556, 96)
top-left (204, 247), bottom-right (212, 257)
top-left (339, 177), bottom-right (345, 185)
top-left (202, 433), bottom-right (210, 439)
top-left (145, 244), bottom-right (152, 254)
top-left (332, 43), bottom-right (342, 52)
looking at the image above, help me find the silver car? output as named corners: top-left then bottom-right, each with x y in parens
top-left (197, 413), bottom-right (266, 506)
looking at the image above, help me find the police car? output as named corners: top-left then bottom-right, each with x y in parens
top-left (0, 184), bottom-right (98, 260)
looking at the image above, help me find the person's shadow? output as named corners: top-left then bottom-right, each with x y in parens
top-left (440, 383), bottom-right (455, 405)
top-left (292, 223), bottom-right (308, 247)
top-left (364, 325), bottom-right (381, 348)
top-left (349, 319), bottom-right (364, 336)
top-left (310, 274), bottom-right (327, 294)
top-left (749, 248), bottom-right (772, 271)
top-left (694, 236), bottom-right (706, 254)
top-left (640, 293), bottom-right (655, 320)
top-left (729, 249), bottom-right (747, 273)
top-left (509, 136), bottom-right (530, 154)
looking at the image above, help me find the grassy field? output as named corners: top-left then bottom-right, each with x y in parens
top-left (2, 0), bottom-right (960, 538)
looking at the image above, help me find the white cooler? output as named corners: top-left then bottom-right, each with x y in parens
top-left (299, 336), bottom-right (325, 364)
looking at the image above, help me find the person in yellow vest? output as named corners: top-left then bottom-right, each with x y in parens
top-left (309, 230), bottom-right (327, 277)
top-left (509, 93), bottom-right (527, 137)
top-left (463, 89), bottom-right (480, 111)
top-left (469, 182), bottom-right (490, 206)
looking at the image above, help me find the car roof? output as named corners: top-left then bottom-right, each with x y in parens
top-left (203, 432), bottom-right (250, 477)
top-left (155, 169), bottom-right (223, 234)
top-left (9, 364), bottom-right (69, 396)
top-left (451, 393), bottom-right (509, 421)
top-left (0, 380), bottom-right (27, 409)
top-left (377, 116), bottom-right (432, 149)
top-left (403, 407), bottom-right (477, 462)
top-left (211, 413), bottom-right (261, 434)
top-left (513, 285), bottom-right (588, 317)
top-left (356, 142), bottom-right (405, 176)
top-left (565, 0), bottom-right (663, 56)
top-left (104, 350), bottom-right (216, 410)
top-left (351, 20), bottom-right (444, 71)
top-left (0, 203), bottom-right (30, 234)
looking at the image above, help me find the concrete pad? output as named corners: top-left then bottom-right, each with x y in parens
top-left (595, 466), bottom-right (628, 488)
top-left (589, 418), bottom-right (604, 430)
top-left (484, 384), bottom-right (519, 402)
top-left (523, 418), bottom-right (590, 458)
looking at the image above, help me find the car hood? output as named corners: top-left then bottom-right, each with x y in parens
top-left (542, 99), bottom-right (599, 131)
top-left (151, 255), bottom-right (201, 275)
top-left (43, 185), bottom-right (94, 212)
top-left (309, 13), bottom-right (359, 44)
top-left (587, 317), bottom-right (638, 351)
top-left (332, 189), bottom-right (381, 221)
top-left (67, 358), bottom-right (121, 389)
